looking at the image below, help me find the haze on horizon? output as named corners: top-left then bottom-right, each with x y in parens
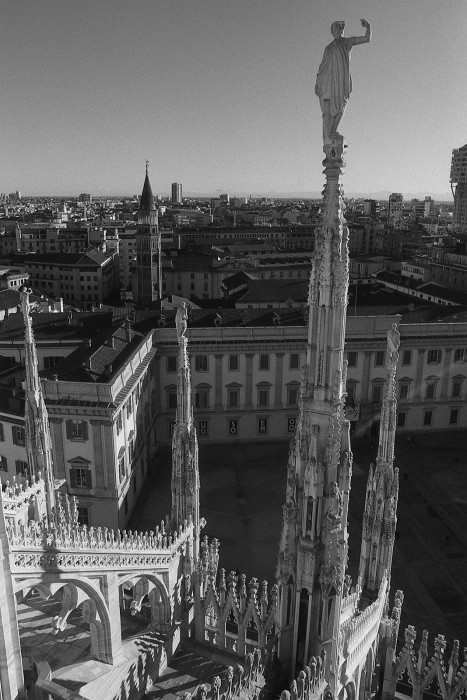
top-left (1, 0), bottom-right (465, 199)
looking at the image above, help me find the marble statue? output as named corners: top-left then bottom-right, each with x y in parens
top-left (175, 302), bottom-right (188, 340)
top-left (315, 19), bottom-right (371, 144)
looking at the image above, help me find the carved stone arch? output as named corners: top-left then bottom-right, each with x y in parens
top-left (358, 645), bottom-right (374, 700)
top-left (345, 678), bottom-right (356, 700)
top-left (15, 577), bottom-right (115, 664)
top-left (119, 573), bottom-right (171, 629)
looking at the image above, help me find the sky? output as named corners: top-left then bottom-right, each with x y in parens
top-left (1, 0), bottom-right (466, 198)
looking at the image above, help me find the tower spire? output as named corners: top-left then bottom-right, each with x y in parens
top-left (276, 137), bottom-right (352, 688)
top-left (359, 323), bottom-right (400, 596)
top-left (21, 288), bottom-right (56, 526)
top-left (133, 161), bottom-right (162, 306)
top-left (171, 303), bottom-right (200, 562)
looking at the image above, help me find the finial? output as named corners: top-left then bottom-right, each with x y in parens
top-left (145, 158), bottom-right (149, 174)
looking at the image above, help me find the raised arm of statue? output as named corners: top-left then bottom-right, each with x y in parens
top-left (315, 19), bottom-right (371, 144)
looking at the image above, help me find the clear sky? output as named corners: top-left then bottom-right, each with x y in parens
top-left (1, 0), bottom-right (465, 198)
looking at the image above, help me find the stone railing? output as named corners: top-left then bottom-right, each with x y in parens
top-left (1, 473), bottom-right (44, 517)
top-left (194, 550), bottom-right (278, 657)
top-left (7, 517), bottom-right (193, 573)
top-left (339, 574), bottom-right (388, 677)
top-left (187, 648), bottom-right (268, 700)
top-left (280, 652), bottom-right (329, 700)
top-left (383, 624), bottom-right (467, 700)
top-left (340, 576), bottom-right (362, 624)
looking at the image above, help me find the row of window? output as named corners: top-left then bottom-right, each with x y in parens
top-left (0, 457), bottom-right (29, 474)
top-left (166, 383), bottom-right (300, 410)
top-left (0, 423), bottom-right (25, 446)
top-left (346, 376), bottom-right (465, 404)
top-left (166, 353), bottom-right (302, 374)
top-left (346, 347), bottom-right (466, 368)
top-left (397, 408), bottom-right (460, 428)
top-left (169, 416), bottom-right (297, 438)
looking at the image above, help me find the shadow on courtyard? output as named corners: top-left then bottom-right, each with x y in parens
top-left (130, 431), bottom-right (467, 645)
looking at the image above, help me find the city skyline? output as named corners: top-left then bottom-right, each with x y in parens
top-left (1, 0), bottom-right (466, 197)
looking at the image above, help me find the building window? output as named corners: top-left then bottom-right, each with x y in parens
top-left (427, 349), bottom-right (442, 364)
top-left (44, 356), bottom-right (61, 369)
top-left (454, 348), bottom-right (465, 362)
top-left (228, 388), bottom-right (239, 408)
top-left (71, 467), bottom-right (91, 489)
top-left (259, 354), bottom-right (269, 371)
top-left (258, 418), bottom-right (268, 434)
top-left (195, 388), bottom-right (210, 409)
top-left (425, 382), bottom-right (437, 400)
top-left (289, 353), bottom-right (300, 370)
top-left (195, 355), bottom-right (208, 372)
top-left (228, 354), bottom-right (239, 371)
top-left (402, 350), bottom-right (412, 366)
top-left (0, 423), bottom-right (3, 442)
top-left (166, 385), bottom-right (177, 409)
top-left (66, 420), bottom-right (88, 441)
top-left (12, 425), bottom-right (26, 446)
top-left (347, 351), bottom-right (358, 368)
top-left (116, 413), bottom-right (123, 434)
top-left (397, 412), bottom-right (407, 428)
top-left (128, 438), bottom-right (134, 463)
top-left (257, 386), bottom-right (270, 407)
top-left (287, 385), bottom-right (299, 406)
top-left (450, 409), bottom-right (459, 425)
top-left (119, 455), bottom-right (126, 480)
top-left (0, 456), bottom-right (7, 471)
top-left (423, 410), bottom-right (433, 427)
top-left (167, 356), bottom-right (177, 373)
top-left (374, 351), bottom-right (385, 367)
top-left (399, 383), bottom-right (410, 401)
top-left (77, 506), bottom-right (90, 526)
top-left (371, 383), bottom-right (383, 404)
top-left (452, 379), bottom-right (463, 398)
top-left (15, 460), bottom-right (29, 476)
top-left (126, 397), bottom-right (133, 417)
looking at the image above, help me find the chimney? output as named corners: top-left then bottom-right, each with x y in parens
top-left (104, 363), bottom-right (113, 379)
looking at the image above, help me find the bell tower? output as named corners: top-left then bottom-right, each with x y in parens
top-left (133, 160), bottom-right (161, 306)
top-left (276, 137), bottom-right (352, 688)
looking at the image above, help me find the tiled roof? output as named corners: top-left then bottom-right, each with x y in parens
top-left (40, 321), bottom-right (145, 383)
top-left (0, 309), bottom-right (113, 341)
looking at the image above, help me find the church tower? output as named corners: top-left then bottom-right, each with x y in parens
top-left (359, 324), bottom-right (400, 598)
top-left (133, 161), bottom-right (161, 306)
top-left (171, 303), bottom-right (200, 563)
top-left (276, 139), bottom-right (352, 688)
top-left (21, 288), bottom-right (56, 525)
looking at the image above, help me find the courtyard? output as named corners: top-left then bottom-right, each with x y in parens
top-left (130, 430), bottom-right (467, 646)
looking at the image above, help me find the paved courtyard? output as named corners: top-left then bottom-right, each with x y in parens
top-left (130, 430), bottom-right (467, 647)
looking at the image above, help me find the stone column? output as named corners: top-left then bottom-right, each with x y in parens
top-left (91, 420), bottom-right (105, 489)
top-left (49, 417), bottom-right (65, 479)
top-left (274, 353), bottom-right (284, 409)
top-left (100, 572), bottom-right (125, 665)
top-left (440, 347), bottom-right (452, 398)
top-left (413, 349), bottom-right (426, 400)
top-left (360, 351), bottom-right (372, 402)
top-left (214, 354), bottom-right (223, 411)
top-left (245, 354), bottom-right (254, 410)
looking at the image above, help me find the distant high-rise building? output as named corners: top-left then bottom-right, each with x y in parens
top-left (363, 199), bottom-right (376, 217)
top-left (451, 144), bottom-right (467, 231)
top-left (78, 193), bottom-right (92, 203)
top-left (388, 193), bottom-right (403, 221)
top-left (171, 182), bottom-right (182, 204)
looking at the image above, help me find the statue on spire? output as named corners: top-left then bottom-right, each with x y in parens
top-left (315, 19), bottom-right (371, 144)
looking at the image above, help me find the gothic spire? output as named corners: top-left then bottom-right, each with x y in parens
top-left (21, 288), bottom-right (56, 526)
top-left (359, 323), bottom-right (400, 595)
top-left (276, 138), bottom-right (352, 688)
top-left (171, 303), bottom-right (200, 562)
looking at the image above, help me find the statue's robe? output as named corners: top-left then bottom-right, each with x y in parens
top-left (315, 37), bottom-right (357, 117)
